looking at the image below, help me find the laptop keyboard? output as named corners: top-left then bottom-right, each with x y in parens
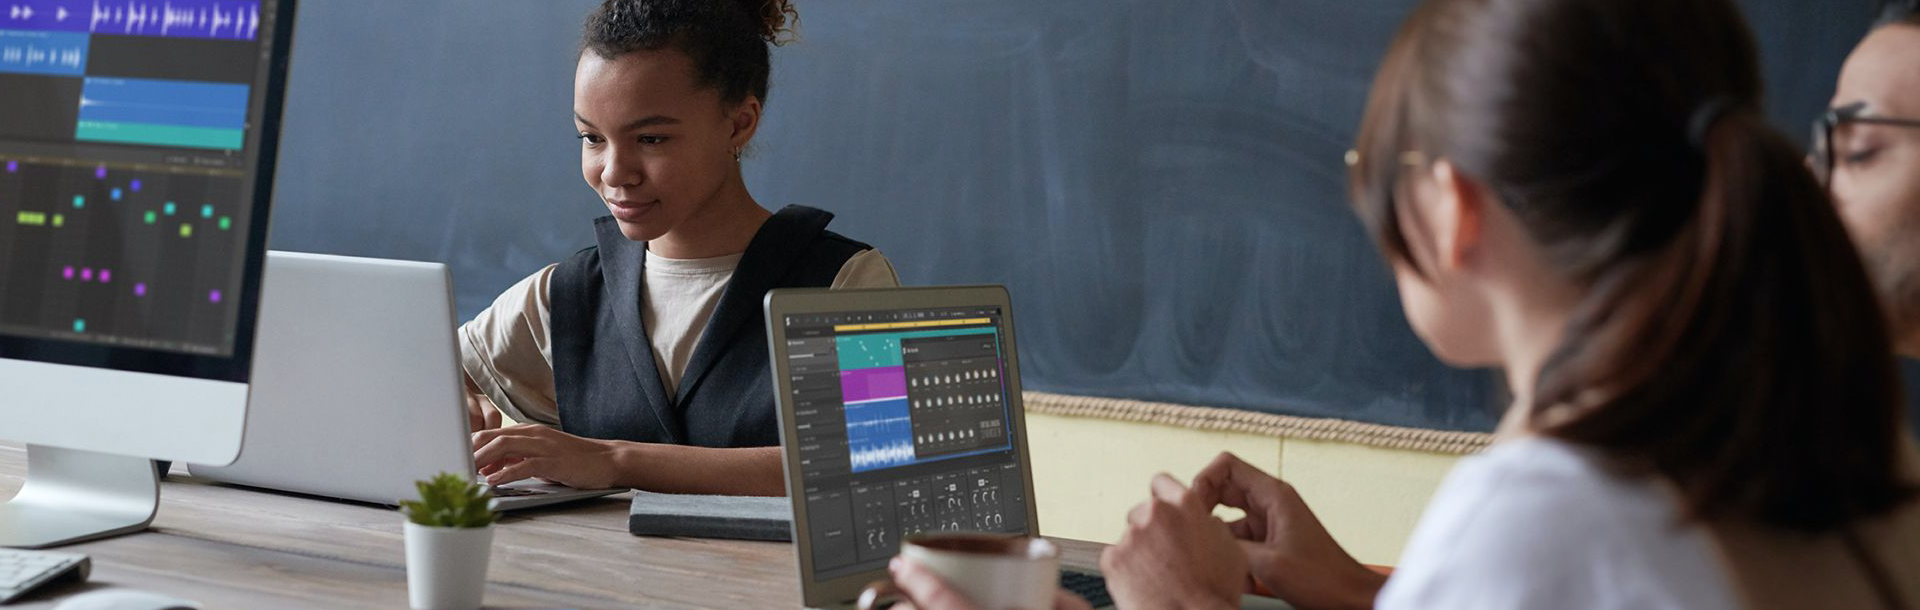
top-left (487, 486), bottom-right (551, 498)
top-left (0, 548), bottom-right (89, 603)
top-left (1060, 571), bottom-right (1112, 608)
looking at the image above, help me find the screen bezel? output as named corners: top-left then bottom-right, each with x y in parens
top-left (0, 0), bottom-right (299, 383)
top-left (764, 285), bottom-right (1044, 608)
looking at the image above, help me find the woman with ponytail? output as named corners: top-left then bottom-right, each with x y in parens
top-left (895, 0), bottom-right (1920, 608)
top-left (457, 0), bottom-right (900, 496)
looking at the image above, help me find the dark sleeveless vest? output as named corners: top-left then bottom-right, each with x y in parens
top-left (549, 205), bottom-right (871, 447)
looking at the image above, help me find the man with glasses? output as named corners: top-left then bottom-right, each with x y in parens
top-left (1818, 0), bottom-right (1920, 357)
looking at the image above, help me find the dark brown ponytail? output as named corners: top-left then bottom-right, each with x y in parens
top-left (1536, 108), bottom-right (1912, 532)
top-left (1352, 0), bottom-right (1914, 533)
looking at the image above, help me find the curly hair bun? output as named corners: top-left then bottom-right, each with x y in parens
top-left (743, 0), bottom-right (798, 45)
top-left (583, 0), bottom-right (792, 103)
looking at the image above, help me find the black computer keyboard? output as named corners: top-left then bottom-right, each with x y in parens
top-left (1059, 570), bottom-right (1113, 608)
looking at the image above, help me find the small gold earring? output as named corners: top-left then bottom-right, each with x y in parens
top-left (731, 147), bottom-right (743, 162)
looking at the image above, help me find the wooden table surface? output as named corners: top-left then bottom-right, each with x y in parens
top-left (0, 443), bottom-right (1110, 609)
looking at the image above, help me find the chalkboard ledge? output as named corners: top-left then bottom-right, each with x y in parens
top-left (1024, 391), bottom-right (1493, 455)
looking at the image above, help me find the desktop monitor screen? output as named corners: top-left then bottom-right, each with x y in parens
top-left (0, 0), bottom-right (295, 380)
top-left (0, 0), bottom-right (298, 548)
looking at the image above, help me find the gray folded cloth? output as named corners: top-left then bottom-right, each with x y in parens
top-left (627, 490), bottom-right (793, 542)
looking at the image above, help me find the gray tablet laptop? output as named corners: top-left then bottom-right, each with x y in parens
top-left (189, 251), bottom-right (619, 510)
top-left (765, 286), bottom-right (1115, 609)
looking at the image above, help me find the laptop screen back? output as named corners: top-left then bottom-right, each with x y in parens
top-left (779, 300), bottom-right (1033, 584)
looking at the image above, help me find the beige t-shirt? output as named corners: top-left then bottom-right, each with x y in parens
top-left (460, 248), bottom-right (900, 426)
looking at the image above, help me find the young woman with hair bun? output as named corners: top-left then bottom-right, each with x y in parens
top-left (459, 0), bottom-right (900, 496)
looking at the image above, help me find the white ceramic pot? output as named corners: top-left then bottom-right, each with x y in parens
top-left (404, 521), bottom-right (494, 610)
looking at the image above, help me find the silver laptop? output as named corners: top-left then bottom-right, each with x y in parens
top-left (189, 251), bottom-right (620, 510)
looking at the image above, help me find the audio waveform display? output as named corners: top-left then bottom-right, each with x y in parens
top-left (75, 76), bottom-right (248, 149)
top-left (2, 0), bottom-right (259, 40)
top-left (842, 362), bottom-right (914, 472)
top-left (0, 29), bottom-right (85, 75)
top-left (845, 398), bottom-right (915, 472)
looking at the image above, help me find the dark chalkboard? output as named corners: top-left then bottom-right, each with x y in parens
top-left (265, 0), bottom-right (1907, 433)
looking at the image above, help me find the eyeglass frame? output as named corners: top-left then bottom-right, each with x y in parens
top-left (1811, 101), bottom-right (1920, 188)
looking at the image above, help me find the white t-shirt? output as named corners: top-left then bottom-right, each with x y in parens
top-left (1377, 437), bottom-right (1742, 610)
top-left (640, 250), bottom-right (740, 398)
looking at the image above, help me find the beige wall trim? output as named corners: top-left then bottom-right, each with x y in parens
top-left (1023, 391), bottom-right (1493, 455)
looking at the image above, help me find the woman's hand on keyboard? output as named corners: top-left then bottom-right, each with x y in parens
top-left (471, 424), bottom-right (621, 489)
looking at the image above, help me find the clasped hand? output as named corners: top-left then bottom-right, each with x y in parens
top-left (1100, 452), bottom-right (1386, 610)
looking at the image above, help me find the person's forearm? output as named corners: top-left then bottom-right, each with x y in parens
top-left (1252, 552), bottom-right (1387, 610)
top-left (607, 442), bottom-right (786, 496)
top-left (1188, 599), bottom-right (1241, 610)
top-left (1304, 563), bottom-right (1385, 610)
top-left (1345, 569), bottom-right (1388, 610)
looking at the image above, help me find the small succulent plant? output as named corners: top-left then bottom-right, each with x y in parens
top-left (399, 473), bottom-right (499, 528)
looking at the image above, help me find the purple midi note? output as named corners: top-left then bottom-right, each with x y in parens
top-left (840, 366), bottom-right (908, 403)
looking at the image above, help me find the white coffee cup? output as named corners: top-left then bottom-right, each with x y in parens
top-left (858, 533), bottom-right (1059, 610)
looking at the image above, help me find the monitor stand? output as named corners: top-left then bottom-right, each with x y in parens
top-left (0, 445), bottom-right (158, 548)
